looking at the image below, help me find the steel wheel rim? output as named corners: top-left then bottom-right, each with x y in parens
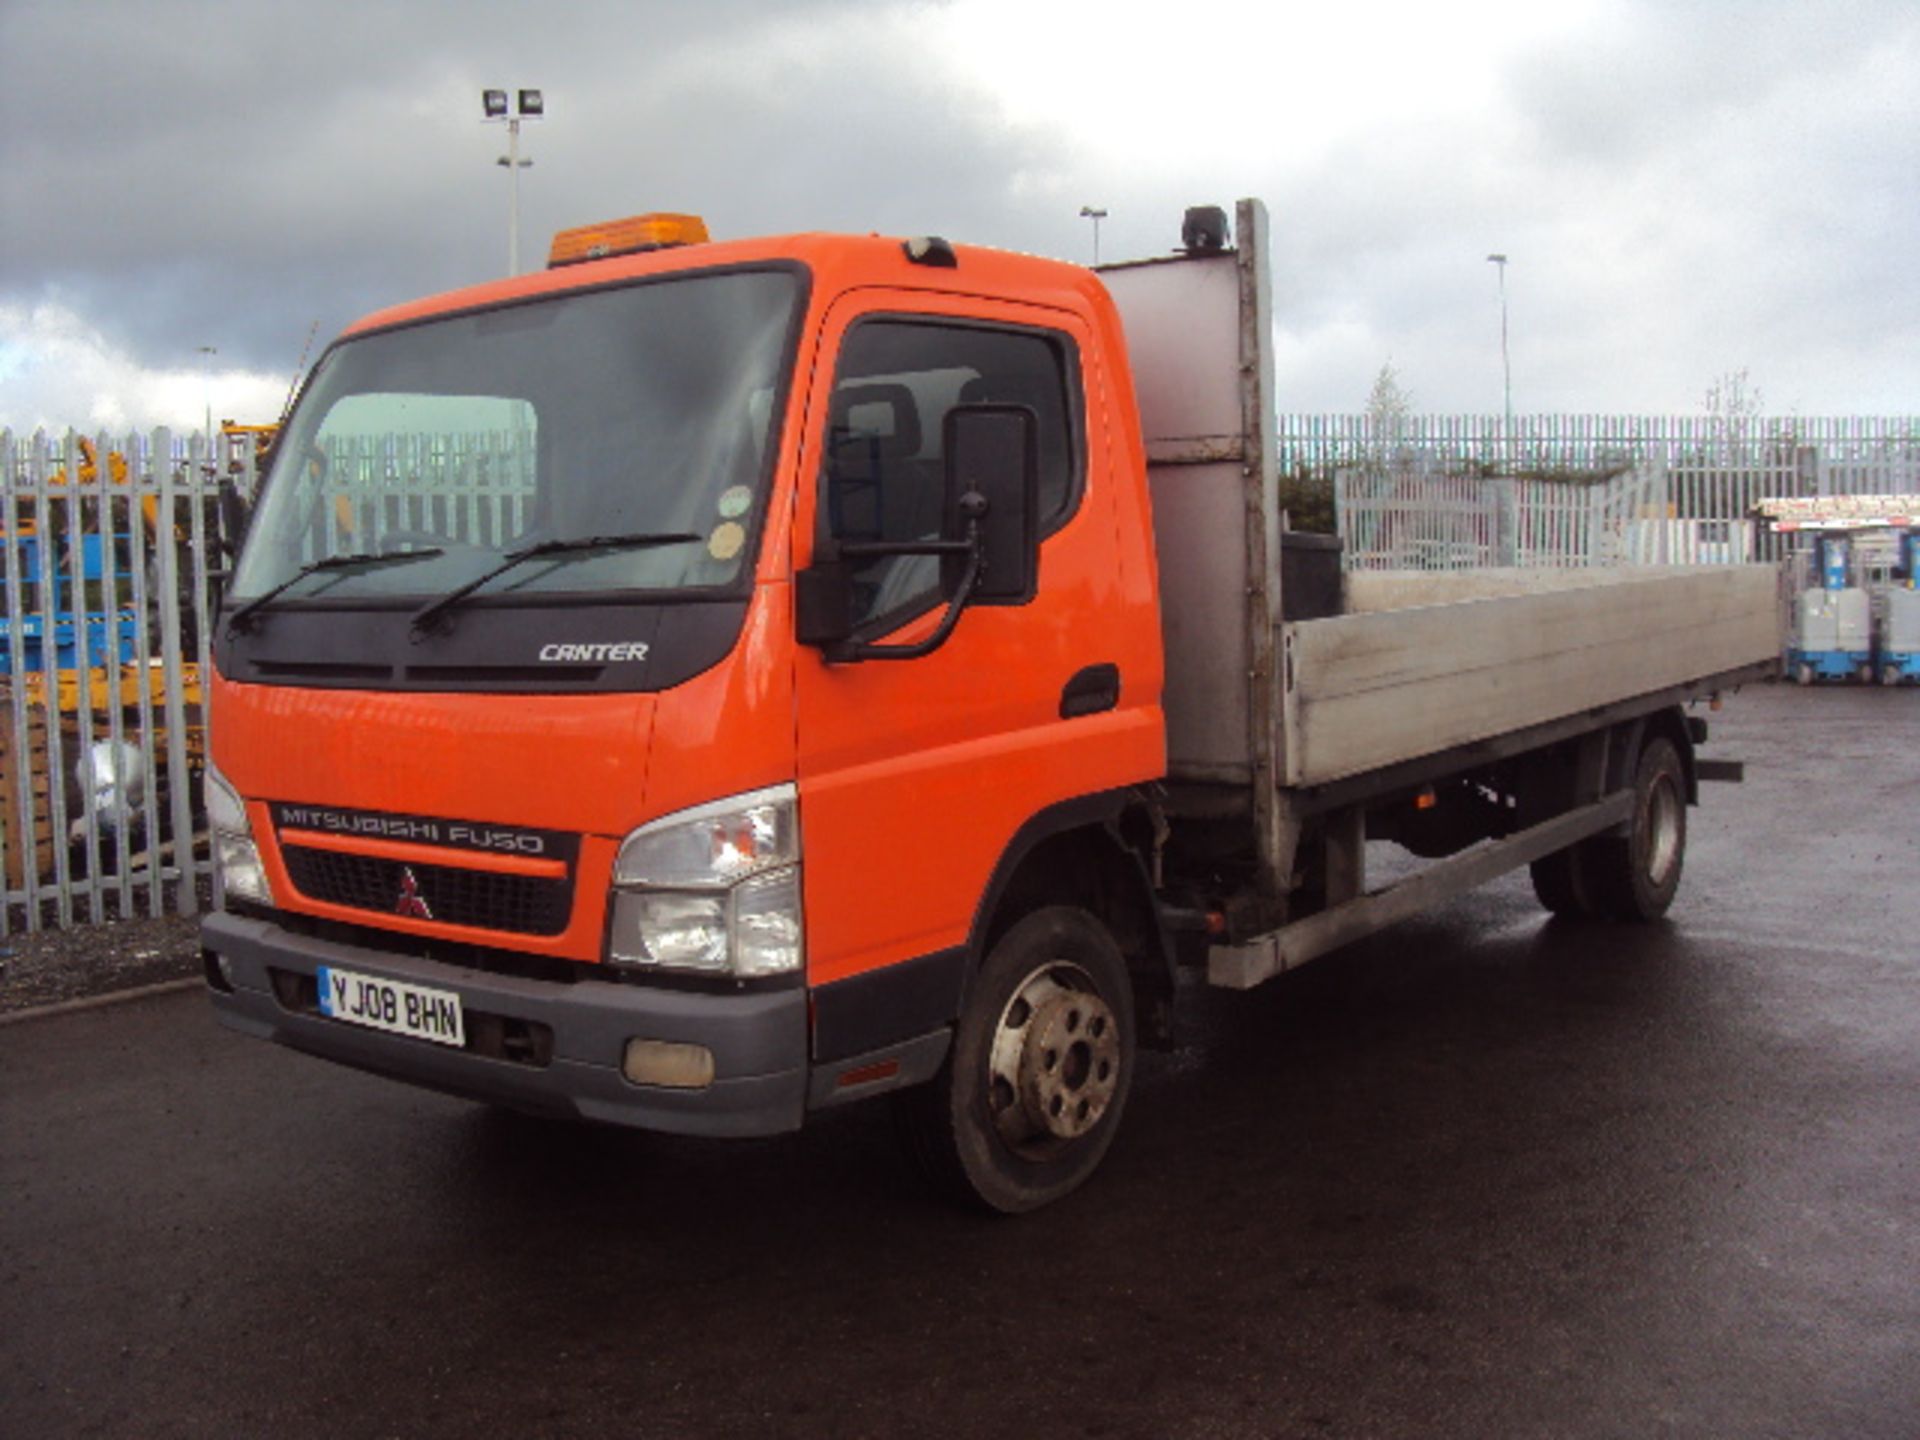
top-left (1642, 771), bottom-right (1683, 888)
top-left (985, 961), bottom-right (1121, 1158)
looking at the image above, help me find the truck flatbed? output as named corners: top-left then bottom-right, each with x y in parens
top-left (1103, 203), bottom-right (1779, 799)
top-left (1283, 564), bottom-right (1778, 786)
top-left (1104, 201), bottom-right (1779, 994)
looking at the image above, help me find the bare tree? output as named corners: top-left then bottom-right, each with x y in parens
top-left (1704, 367), bottom-right (1764, 461)
top-left (1364, 360), bottom-right (1416, 473)
top-left (1366, 361), bottom-right (1414, 433)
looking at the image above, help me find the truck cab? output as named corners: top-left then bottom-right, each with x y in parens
top-left (203, 216), bottom-right (1168, 1203)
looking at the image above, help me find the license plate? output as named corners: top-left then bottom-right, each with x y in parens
top-left (315, 966), bottom-right (465, 1048)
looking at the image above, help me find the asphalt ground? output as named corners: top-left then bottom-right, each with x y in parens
top-left (2, 682), bottom-right (1915, 1438)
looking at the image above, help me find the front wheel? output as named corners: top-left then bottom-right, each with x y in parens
top-left (897, 907), bottom-right (1135, 1214)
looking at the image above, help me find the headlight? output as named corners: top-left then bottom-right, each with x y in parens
top-left (609, 785), bottom-right (802, 977)
top-left (205, 762), bottom-right (273, 905)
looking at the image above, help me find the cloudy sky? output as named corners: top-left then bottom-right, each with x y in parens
top-left (2, 0), bottom-right (1914, 433)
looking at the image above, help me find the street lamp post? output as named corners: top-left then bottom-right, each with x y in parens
top-left (484, 88), bottom-right (544, 276)
top-left (1486, 253), bottom-right (1513, 452)
top-left (1079, 205), bottom-right (1108, 266)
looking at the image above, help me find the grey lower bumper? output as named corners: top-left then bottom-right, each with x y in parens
top-left (200, 910), bottom-right (807, 1137)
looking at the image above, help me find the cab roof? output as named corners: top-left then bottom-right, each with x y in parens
top-left (342, 229), bottom-right (1110, 340)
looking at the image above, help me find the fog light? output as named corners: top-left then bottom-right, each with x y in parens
top-left (203, 949), bottom-right (235, 994)
top-left (622, 1039), bottom-right (715, 1090)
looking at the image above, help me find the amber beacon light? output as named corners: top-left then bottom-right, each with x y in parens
top-left (547, 213), bottom-right (711, 268)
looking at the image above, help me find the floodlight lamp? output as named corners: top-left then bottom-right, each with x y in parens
top-left (483, 89), bottom-right (509, 119)
top-left (518, 89), bottom-right (544, 117)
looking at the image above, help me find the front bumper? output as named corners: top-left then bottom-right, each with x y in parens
top-left (201, 909), bottom-right (807, 1137)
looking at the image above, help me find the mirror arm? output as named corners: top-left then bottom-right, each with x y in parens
top-left (827, 521), bottom-right (984, 664)
top-left (837, 538), bottom-right (973, 560)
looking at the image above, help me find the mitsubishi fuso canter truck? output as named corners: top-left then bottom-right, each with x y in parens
top-left (202, 202), bottom-right (1777, 1211)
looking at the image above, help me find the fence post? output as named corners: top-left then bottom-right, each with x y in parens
top-left (153, 428), bottom-right (198, 917)
top-left (1490, 477), bottom-right (1518, 566)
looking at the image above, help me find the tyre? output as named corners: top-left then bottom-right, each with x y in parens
top-left (1796, 662), bottom-right (1814, 686)
top-left (1885, 665), bottom-right (1903, 687)
top-left (1583, 736), bottom-right (1687, 922)
top-left (1857, 662), bottom-right (1874, 685)
top-left (1529, 847), bottom-right (1593, 918)
top-left (897, 906), bottom-right (1135, 1214)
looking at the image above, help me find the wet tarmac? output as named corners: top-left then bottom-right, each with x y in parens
top-left (3, 683), bottom-right (1916, 1438)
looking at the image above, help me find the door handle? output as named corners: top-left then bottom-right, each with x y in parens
top-left (1059, 663), bottom-right (1120, 718)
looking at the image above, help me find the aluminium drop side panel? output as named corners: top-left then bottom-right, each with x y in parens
top-left (1100, 199), bottom-right (1282, 799)
top-left (1280, 564), bottom-right (1780, 788)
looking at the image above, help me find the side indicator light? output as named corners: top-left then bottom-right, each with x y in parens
top-left (837, 1059), bottom-right (902, 1089)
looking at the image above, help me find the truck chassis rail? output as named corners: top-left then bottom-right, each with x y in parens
top-left (1209, 789), bottom-right (1635, 989)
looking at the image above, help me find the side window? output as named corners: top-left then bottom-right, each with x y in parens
top-left (821, 319), bottom-right (1079, 630)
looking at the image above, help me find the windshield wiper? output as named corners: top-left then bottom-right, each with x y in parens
top-left (226, 548), bottom-right (446, 634)
top-left (408, 531), bottom-right (702, 637)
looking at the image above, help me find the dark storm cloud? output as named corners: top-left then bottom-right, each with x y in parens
top-left (5, 0), bottom-right (1917, 421)
top-left (0, 0), bottom-right (1050, 377)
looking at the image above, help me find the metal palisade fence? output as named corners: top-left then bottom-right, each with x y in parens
top-left (0, 422), bottom-right (545, 933)
top-left (0, 429), bottom-right (246, 932)
top-left (1281, 414), bottom-right (1920, 571)
top-left (2, 415), bottom-right (1917, 933)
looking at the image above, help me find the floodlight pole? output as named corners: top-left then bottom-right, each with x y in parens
top-left (504, 119), bottom-right (524, 276)
top-left (485, 88), bottom-right (540, 276)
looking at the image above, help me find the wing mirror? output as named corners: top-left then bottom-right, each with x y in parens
top-left (796, 403), bottom-right (1041, 660)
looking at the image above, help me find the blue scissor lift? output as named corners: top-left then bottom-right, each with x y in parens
top-left (1759, 496), bottom-right (1920, 686)
top-left (1787, 532), bottom-right (1873, 684)
top-left (1884, 529), bottom-right (1920, 686)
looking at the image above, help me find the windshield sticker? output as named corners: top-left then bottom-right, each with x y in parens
top-left (708, 523), bottom-right (746, 562)
top-left (716, 485), bottom-right (752, 520)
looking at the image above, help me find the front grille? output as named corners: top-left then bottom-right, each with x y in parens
top-left (280, 846), bottom-right (572, 936)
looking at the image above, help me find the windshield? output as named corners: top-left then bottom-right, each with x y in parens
top-left (230, 267), bottom-right (801, 605)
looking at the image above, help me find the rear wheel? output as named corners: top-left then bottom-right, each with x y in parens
top-left (1796, 662), bottom-right (1814, 686)
top-left (1529, 847), bottom-right (1594, 918)
top-left (898, 906), bottom-right (1135, 1214)
top-left (1583, 736), bottom-right (1687, 922)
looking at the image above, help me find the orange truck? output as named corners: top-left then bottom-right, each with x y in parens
top-left (201, 202), bottom-right (1778, 1210)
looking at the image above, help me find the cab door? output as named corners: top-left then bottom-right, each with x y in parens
top-left (790, 288), bottom-right (1156, 1057)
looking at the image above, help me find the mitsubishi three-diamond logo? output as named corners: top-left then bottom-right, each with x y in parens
top-left (394, 867), bottom-right (434, 920)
